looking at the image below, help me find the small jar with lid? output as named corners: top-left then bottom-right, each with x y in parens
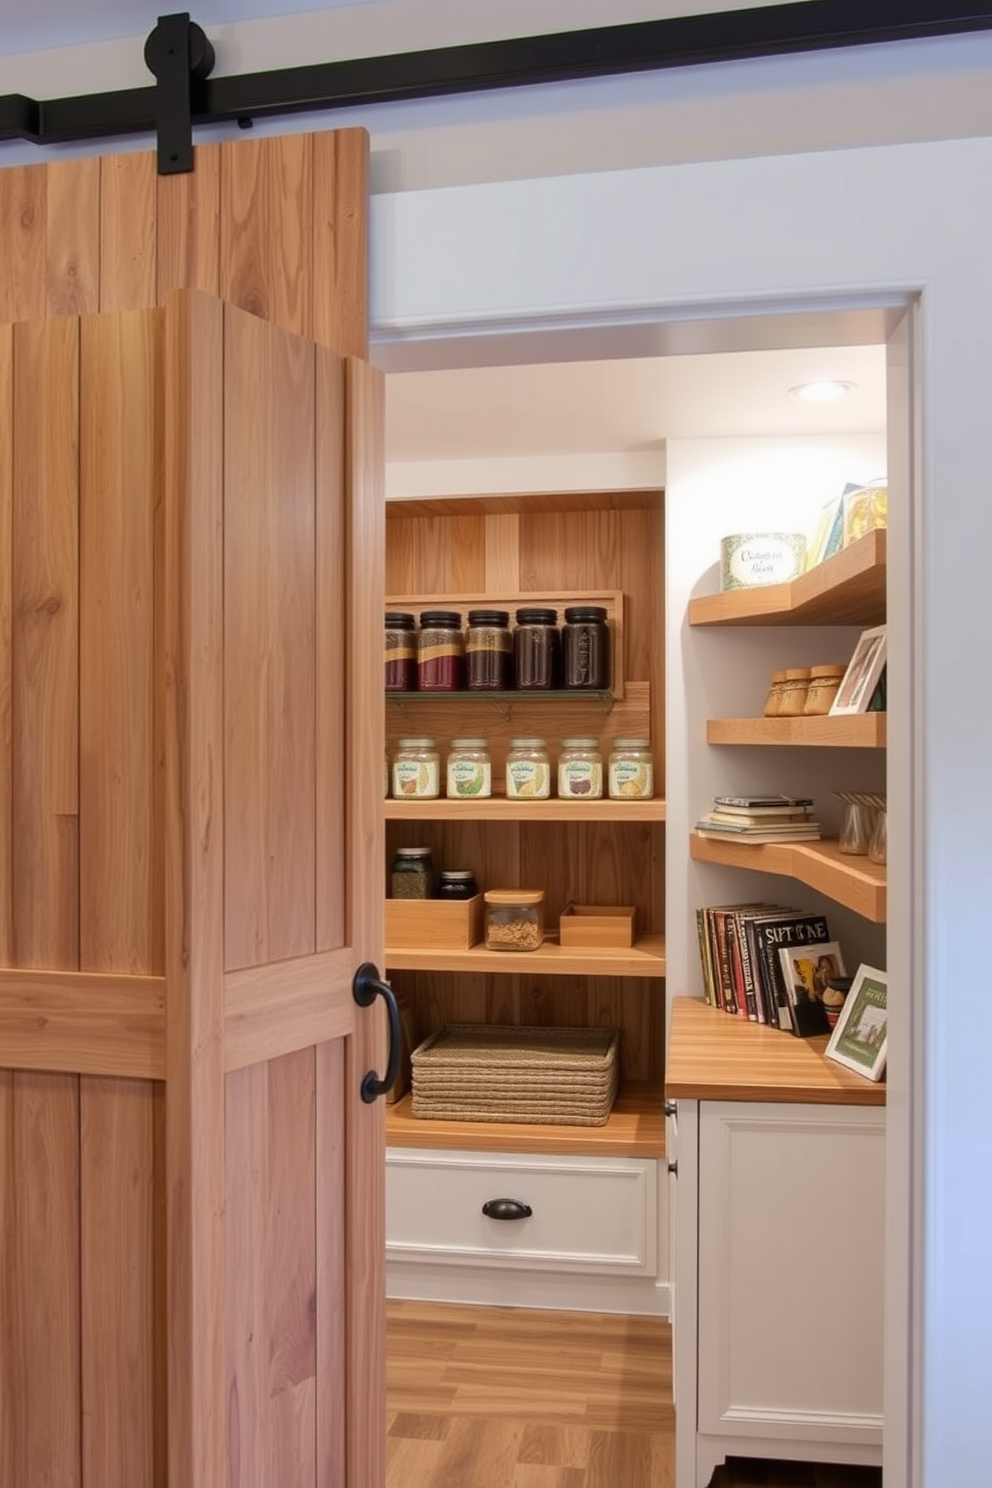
top-left (557, 737), bottom-right (604, 799)
top-left (390, 846), bottom-right (435, 899)
top-left (417, 610), bottom-right (464, 692)
top-left (803, 663), bottom-right (847, 716)
top-left (513, 607), bottom-right (560, 690)
top-left (763, 669), bottom-right (789, 718)
top-left (446, 738), bottom-right (492, 799)
top-left (504, 738), bottom-right (551, 800)
top-left (391, 737), bottom-right (441, 798)
top-left (484, 889), bottom-right (545, 951)
top-left (562, 606), bottom-right (610, 690)
top-left (466, 609), bottom-right (512, 691)
top-left (776, 668), bottom-right (812, 718)
top-left (436, 869), bottom-right (479, 901)
top-left (607, 738), bottom-right (654, 800)
top-left (384, 611), bottom-right (417, 692)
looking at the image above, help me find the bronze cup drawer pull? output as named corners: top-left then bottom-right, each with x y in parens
top-left (482, 1198), bottom-right (533, 1221)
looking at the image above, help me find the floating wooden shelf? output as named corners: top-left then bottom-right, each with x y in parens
top-left (706, 714), bottom-right (886, 748)
top-left (385, 1085), bottom-right (666, 1158)
top-left (385, 796), bottom-right (667, 823)
top-left (687, 530), bottom-right (886, 628)
top-left (385, 933), bottom-right (667, 978)
top-left (689, 834), bottom-right (886, 923)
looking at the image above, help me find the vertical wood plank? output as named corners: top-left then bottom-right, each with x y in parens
top-left (45, 157), bottom-right (101, 317)
top-left (312, 129), bottom-right (369, 359)
top-left (0, 1068), bottom-right (13, 1488)
top-left (12, 317), bottom-right (79, 969)
top-left (223, 309), bottom-right (316, 971)
top-left (100, 152), bottom-right (157, 312)
top-left (316, 348), bottom-right (347, 952)
top-left (164, 288), bottom-right (226, 1488)
top-left (225, 1063), bottom-right (267, 1488)
top-left (316, 1038), bottom-right (347, 1487)
top-left (0, 325), bottom-right (12, 965)
top-left (484, 512), bottom-right (521, 593)
top-left (220, 135), bottom-right (313, 340)
top-left (156, 143), bottom-right (222, 303)
top-left (79, 310), bottom-right (161, 973)
top-left (0, 165), bottom-right (47, 322)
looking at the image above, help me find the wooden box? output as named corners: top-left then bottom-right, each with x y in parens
top-left (385, 894), bottom-right (484, 951)
top-left (559, 904), bottom-right (636, 948)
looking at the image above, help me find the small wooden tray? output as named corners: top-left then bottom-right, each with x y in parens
top-left (385, 894), bottom-right (484, 951)
top-left (559, 904), bottom-right (636, 948)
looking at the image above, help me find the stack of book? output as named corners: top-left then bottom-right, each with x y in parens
top-left (695, 794), bottom-right (821, 843)
top-left (696, 902), bottom-right (847, 1036)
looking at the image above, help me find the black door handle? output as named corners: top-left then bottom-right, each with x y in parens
top-left (352, 962), bottom-right (401, 1103)
top-left (482, 1198), bottom-right (533, 1221)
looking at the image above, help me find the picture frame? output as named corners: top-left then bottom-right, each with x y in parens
top-left (824, 964), bottom-right (888, 1081)
top-left (829, 624), bottom-right (887, 715)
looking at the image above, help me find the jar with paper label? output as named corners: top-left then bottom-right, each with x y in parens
top-left (391, 737), bottom-right (440, 799)
top-left (505, 737), bottom-right (551, 800)
top-left (446, 738), bottom-right (492, 799)
top-left (557, 737), bottom-right (603, 799)
top-left (607, 738), bottom-right (654, 800)
top-left (417, 610), bottom-right (464, 692)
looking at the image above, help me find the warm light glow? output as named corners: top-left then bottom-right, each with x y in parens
top-left (789, 379), bottom-right (856, 403)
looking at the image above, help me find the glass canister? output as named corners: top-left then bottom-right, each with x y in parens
top-left (391, 736), bottom-right (441, 798)
top-left (505, 737), bottom-right (551, 799)
top-left (562, 605), bottom-right (610, 690)
top-left (466, 609), bottom-right (512, 691)
top-left (437, 869), bottom-right (479, 901)
top-left (384, 610), bottom-right (417, 692)
top-left (557, 737), bottom-right (604, 799)
top-left (763, 669), bottom-right (789, 718)
top-left (607, 738), bottom-right (654, 800)
top-left (446, 737), bottom-right (492, 799)
top-left (803, 663), bottom-right (847, 716)
top-left (417, 610), bottom-right (464, 692)
top-left (776, 667), bottom-right (812, 718)
top-left (483, 889), bottom-right (545, 951)
top-left (390, 846), bottom-right (435, 899)
top-left (513, 607), bottom-right (560, 691)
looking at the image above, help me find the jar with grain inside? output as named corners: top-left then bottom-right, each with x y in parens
top-left (446, 738), bottom-right (492, 799)
top-left (417, 610), bottom-right (464, 692)
top-left (557, 737), bottom-right (604, 799)
top-left (608, 738), bottom-right (654, 800)
top-left (466, 609), bottom-right (512, 691)
top-left (392, 737), bottom-right (440, 799)
top-left (484, 889), bottom-right (545, 951)
top-left (505, 737), bottom-right (551, 800)
top-left (390, 846), bottom-right (434, 899)
top-left (562, 606), bottom-right (610, 690)
top-left (777, 668), bottom-right (812, 717)
top-left (513, 607), bottom-right (560, 690)
top-left (384, 611), bottom-right (417, 692)
top-left (803, 664), bottom-right (847, 716)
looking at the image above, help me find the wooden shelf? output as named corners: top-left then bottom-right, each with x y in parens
top-left (707, 714), bottom-right (886, 748)
top-left (690, 833), bottom-right (885, 922)
top-left (687, 530), bottom-right (886, 628)
top-left (385, 933), bottom-right (666, 978)
top-left (386, 796), bottom-right (666, 823)
top-left (666, 996), bottom-right (885, 1105)
top-left (385, 1085), bottom-right (666, 1157)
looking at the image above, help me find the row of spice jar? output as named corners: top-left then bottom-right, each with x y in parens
top-left (385, 605), bottom-right (610, 692)
top-left (763, 664), bottom-right (847, 718)
top-left (387, 736), bottom-right (654, 801)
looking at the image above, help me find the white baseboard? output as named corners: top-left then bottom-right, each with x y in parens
top-left (387, 1259), bottom-right (672, 1317)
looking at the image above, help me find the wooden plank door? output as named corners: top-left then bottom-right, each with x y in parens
top-left (163, 287), bottom-right (385, 1488)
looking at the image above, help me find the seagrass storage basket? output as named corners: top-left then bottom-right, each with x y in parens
top-left (410, 1023), bottom-right (619, 1126)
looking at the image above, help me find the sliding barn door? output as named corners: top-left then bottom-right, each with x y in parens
top-left (164, 288), bottom-right (385, 1488)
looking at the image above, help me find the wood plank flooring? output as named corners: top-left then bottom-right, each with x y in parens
top-left (385, 1300), bottom-right (883, 1488)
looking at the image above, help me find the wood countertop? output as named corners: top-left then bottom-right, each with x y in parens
top-left (665, 996), bottom-right (886, 1106)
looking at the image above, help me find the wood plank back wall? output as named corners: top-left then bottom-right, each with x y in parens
top-left (0, 132), bottom-right (368, 1488)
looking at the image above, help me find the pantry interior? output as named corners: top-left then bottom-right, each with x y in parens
top-left (378, 320), bottom-right (895, 1477)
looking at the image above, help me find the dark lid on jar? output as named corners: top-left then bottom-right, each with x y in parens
top-left (419, 609), bottom-right (462, 627)
top-left (385, 610), bottom-right (416, 628)
top-left (467, 609), bottom-right (510, 627)
top-left (515, 607), bottom-right (558, 625)
top-left (564, 605), bottom-right (608, 624)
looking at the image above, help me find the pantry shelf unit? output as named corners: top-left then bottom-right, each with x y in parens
top-left (687, 530), bottom-right (886, 628)
top-left (706, 715), bottom-right (886, 748)
top-left (385, 1085), bottom-right (666, 1159)
top-left (385, 933), bottom-right (667, 978)
top-left (690, 833), bottom-right (886, 922)
top-left (385, 796), bottom-right (667, 823)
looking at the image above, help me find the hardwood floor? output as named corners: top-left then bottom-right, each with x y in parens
top-left (385, 1300), bottom-right (882, 1488)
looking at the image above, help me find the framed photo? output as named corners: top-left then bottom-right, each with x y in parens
top-left (824, 964), bottom-right (887, 1081)
top-left (829, 624), bottom-right (887, 715)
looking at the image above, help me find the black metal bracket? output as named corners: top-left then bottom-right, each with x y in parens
top-left (2, 0), bottom-right (992, 175)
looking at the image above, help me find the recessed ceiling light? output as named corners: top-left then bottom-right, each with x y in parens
top-left (789, 379), bottom-right (856, 403)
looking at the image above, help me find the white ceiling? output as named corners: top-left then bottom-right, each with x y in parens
top-left (384, 343), bottom-right (887, 462)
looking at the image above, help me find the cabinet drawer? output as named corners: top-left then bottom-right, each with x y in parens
top-left (386, 1147), bottom-right (658, 1275)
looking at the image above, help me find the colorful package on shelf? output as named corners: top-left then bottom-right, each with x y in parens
top-left (842, 481), bottom-right (887, 547)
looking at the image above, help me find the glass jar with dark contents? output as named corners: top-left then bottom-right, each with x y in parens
top-left (436, 869), bottom-right (479, 901)
top-left (384, 611), bottom-right (417, 692)
top-left (513, 607), bottom-right (560, 691)
top-left (417, 610), bottom-right (464, 692)
top-left (466, 609), bottom-right (512, 691)
top-left (562, 605), bottom-right (610, 690)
